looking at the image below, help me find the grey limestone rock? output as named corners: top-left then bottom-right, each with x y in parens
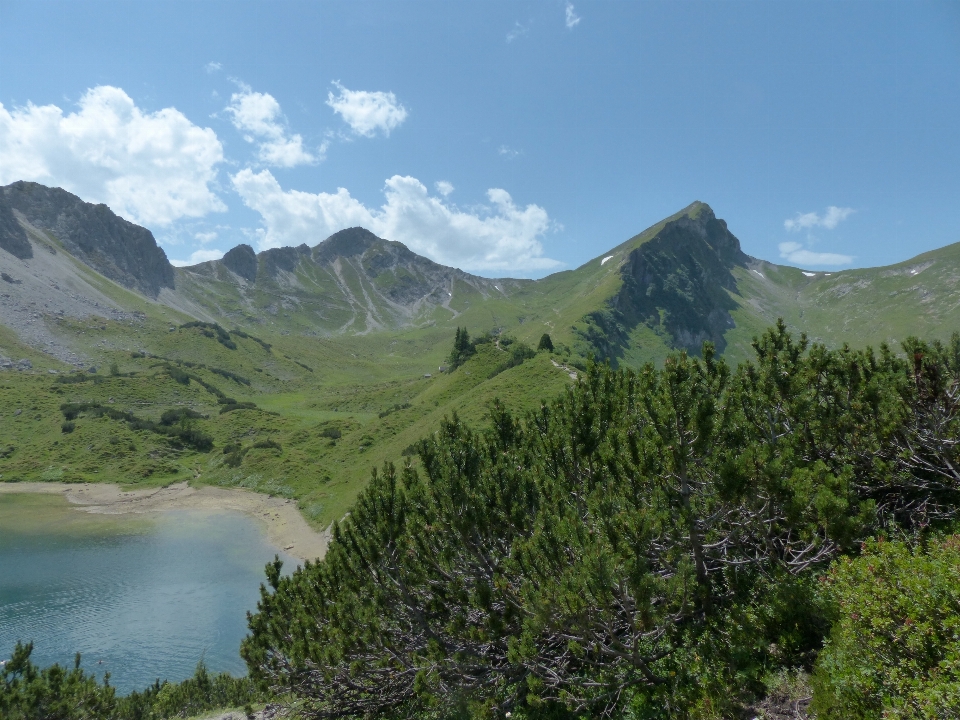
top-left (0, 181), bottom-right (175, 297)
top-left (221, 243), bottom-right (258, 281)
top-left (0, 200), bottom-right (32, 260)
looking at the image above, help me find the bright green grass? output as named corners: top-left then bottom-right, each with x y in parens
top-left (4, 199), bottom-right (958, 536)
top-left (1, 330), bottom-right (575, 530)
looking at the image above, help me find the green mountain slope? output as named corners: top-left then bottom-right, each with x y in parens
top-left (2, 181), bottom-right (958, 533)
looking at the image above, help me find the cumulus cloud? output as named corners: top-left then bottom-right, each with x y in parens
top-left (226, 87), bottom-right (316, 167)
top-left (170, 248), bottom-right (224, 267)
top-left (785, 206), bottom-right (855, 232)
top-left (565, 3), bottom-right (581, 29)
top-left (195, 231), bottom-right (218, 243)
top-left (435, 181), bottom-right (454, 196)
top-left (326, 82), bottom-right (408, 137)
top-left (0, 86), bottom-right (225, 226)
top-left (205, 62), bottom-right (222, 74)
top-left (231, 169), bottom-right (559, 273)
top-left (778, 241), bottom-right (853, 267)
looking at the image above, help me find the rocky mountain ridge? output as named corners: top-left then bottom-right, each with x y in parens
top-left (174, 226), bottom-right (525, 335)
top-left (1, 180), bottom-right (958, 371)
top-left (0, 182), bottom-right (175, 297)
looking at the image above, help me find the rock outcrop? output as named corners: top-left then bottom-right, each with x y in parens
top-left (0, 181), bottom-right (175, 297)
top-left (578, 203), bottom-right (749, 358)
top-left (0, 200), bottom-right (32, 260)
top-left (221, 244), bottom-right (258, 281)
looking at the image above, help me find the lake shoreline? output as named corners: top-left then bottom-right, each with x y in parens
top-left (0, 481), bottom-right (329, 562)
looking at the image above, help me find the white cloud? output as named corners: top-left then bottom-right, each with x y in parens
top-left (498, 145), bottom-right (522, 158)
top-left (435, 181), bottom-right (454, 196)
top-left (205, 62), bottom-right (222, 74)
top-left (507, 22), bottom-right (529, 43)
top-left (565, 3), bottom-right (581, 29)
top-left (231, 169), bottom-right (559, 273)
top-left (170, 248), bottom-right (224, 267)
top-left (778, 241), bottom-right (853, 267)
top-left (326, 82), bottom-right (408, 137)
top-left (195, 231), bottom-right (218, 243)
top-left (0, 86), bottom-right (225, 226)
top-left (785, 206), bottom-right (855, 231)
top-left (821, 206), bottom-right (855, 229)
top-left (226, 87), bottom-right (316, 167)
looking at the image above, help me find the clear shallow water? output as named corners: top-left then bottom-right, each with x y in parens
top-left (0, 494), bottom-right (296, 693)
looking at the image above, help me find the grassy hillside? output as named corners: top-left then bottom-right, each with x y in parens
top-left (3, 195), bottom-right (959, 536)
top-left (0, 322), bottom-right (574, 529)
top-left (725, 241), bottom-right (960, 356)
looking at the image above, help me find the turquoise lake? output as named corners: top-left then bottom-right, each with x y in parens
top-left (0, 493), bottom-right (296, 693)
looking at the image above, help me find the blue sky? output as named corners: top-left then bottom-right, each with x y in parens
top-left (1, 0), bottom-right (958, 277)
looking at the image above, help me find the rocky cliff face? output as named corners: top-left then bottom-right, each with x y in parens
top-left (0, 201), bottom-right (32, 260)
top-left (579, 204), bottom-right (749, 358)
top-left (220, 243), bottom-right (258, 281)
top-left (0, 182), bottom-right (175, 297)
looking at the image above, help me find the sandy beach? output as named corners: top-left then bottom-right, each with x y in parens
top-left (0, 481), bottom-right (329, 562)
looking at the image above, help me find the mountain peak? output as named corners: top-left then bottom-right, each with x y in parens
top-left (221, 243), bottom-right (258, 281)
top-left (315, 227), bottom-right (383, 262)
top-left (0, 181), bottom-right (174, 297)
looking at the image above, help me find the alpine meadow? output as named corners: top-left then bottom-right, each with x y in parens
top-left (1, 179), bottom-right (958, 718)
top-left (2, 2), bottom-right (960, 718)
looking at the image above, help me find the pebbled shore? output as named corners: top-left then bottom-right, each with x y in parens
top-left (0, 481), bottom-right (329, 562)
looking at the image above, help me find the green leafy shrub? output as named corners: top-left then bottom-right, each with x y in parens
top-left (219, 401), bottom-right (258, 415)
top-left (538, 333), bottom-right (554, 352)
top-left (165, 364), bottom-right (190, 385)
top-left (252, 439), bottom-right (282, 451)
top-left (159, 408), bottom-right (205, 425)
top-left (224, 450), bottom-right (246, 468)
top-left (813, 537), bottom-right (960, 719)
top-left (54, 373), bottom-right (93, 385)
top-left (488, 340), bottom-right (536, 378)
top-left (59, 403), bottom-right (213, 451)
top-left (60, 421), bottom-right (75, 433)
top-left (231, 328), bottom-right (272, 352)
top-left (209, 367), bottom-right (250, 385)
top-left (378, 402), bottom-right (411, 418)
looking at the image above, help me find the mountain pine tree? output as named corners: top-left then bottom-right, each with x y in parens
top-left (449, 327), bottom-right (475, 369)
top-left (242, 325), bottom-right (960, 719)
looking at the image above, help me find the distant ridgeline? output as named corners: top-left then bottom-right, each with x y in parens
top-left (3, 180), bottom-right (959, 368)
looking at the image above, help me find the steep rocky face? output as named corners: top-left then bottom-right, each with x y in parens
top-left (221, 244), bottom-right (258, 281)
top-left (0, 181), bottom-right (175, 297)
top-left (580, 204), bottom-right (749, 358)
top-left (262, 244), bottom-right (312, 276)
top-left (314, 227), bottom-right (380, 262)
top-left (0, 202), bottom-right (32, 260)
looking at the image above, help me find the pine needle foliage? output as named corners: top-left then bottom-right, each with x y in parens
top-left (242, 323), bottom-right (960, 719)
top-left (449, 327), bottom-right (476, 370)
